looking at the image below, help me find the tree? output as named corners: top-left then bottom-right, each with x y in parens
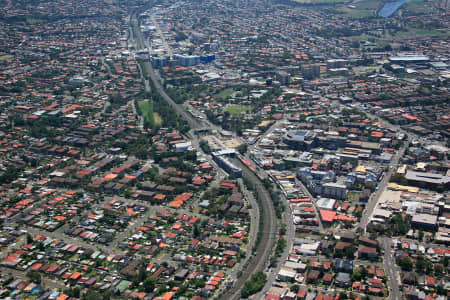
top-left (237, 143), bottom-right (248, 155)
top-left (389, 215), bottom-right (411, 236)
top-left (26, 234), bottom-right (33, 244)
top-left (175, 31), bottom-right (188, 42)
top-left (434, 264), bottom-right (444, 276)
top-left (344, 245), bottom-right (356, 259)
top-left (415, 255), bottom-right (425, 272)
top-left (436, 285), bottom-right (446, 295)
top-left (398, 257), bottom-right (413, 271)
top-left (361, 265), bottom-right (368, 279)
top-left (352, 268), bottom-right (362, 281)
top-left (290, 285), bottom-right (300, 293)
top-left (241, 271), bottom-right (267, 298)
top-left (192, 221), bottom-right (200, 237)
top-left (83, 291), bottom-right (102, 300)
top-left (143, 277), bottom-right (156, 292)
top-left (425, 261), bottom-right (433, 274)
top-left (64, 287), bottom-right (81, 298)
top-left (418, 230), bottom-right (424, 241)
top-left (441, 256), bottom-right (449, 267)
top-left (279, 223), bottom-right (287, 236)
top-left (0, 166), bottom-right (20, 185)
top-left (339, 293), bottom-right (348, 300)
top-left (26, 270), bottom-right (41, 283)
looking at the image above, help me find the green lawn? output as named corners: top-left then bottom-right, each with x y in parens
top-left (214, 88), bottom-right (235, 100)
top-left (353, 66), bottom-right (380, 75)
top-left (26, 18), bottom-right (46, 25)
top-left (292, 0), bottom-right (347, 3)
top-left (402, 0), bottom-right (436, 15)
top-left (69, 254), bottom-right (79, 261)
top-left (347, 191), bottom-right (361, 202)
top-left (153, 112), bottom-right (163, 127)
top-left (223, 105), bottom-right (252, 115)
top-left (394, 28), bottom-right (449, 39)
top-left (138, 100), bottom-right (157, 127)
top-left (335, 0), bottom-right (383, 18)
top-left (335, 0), bottom-right (437, 19)
top-left (0, 55), bottom-right (13, 61)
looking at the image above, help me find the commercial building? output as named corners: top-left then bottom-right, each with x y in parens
top-left (276, 71), bottom-right (291, 85)
top-left (321, 182), bottom-right (347, 200)
top-left (405, 170), bottom-right (450, 189)
top-left (212, 153), bottom-right (242, 178)
top-left (316, 198), bottom-right (336, 210)
top-left (388, 55), bottom-right (430, 64)
top-left (411, 213), bottom-right (438, 231)
top-left (301, 64), bottom-right (321, 79)
top-left (283, 130), bottom-right (316, 150)
top-left (174, 54), bottom-right (200, 67)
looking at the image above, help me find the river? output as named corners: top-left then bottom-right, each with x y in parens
top-left (378, 0), bottom-right (408, 18)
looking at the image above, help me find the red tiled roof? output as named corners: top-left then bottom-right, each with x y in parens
top-left (320, 210), bottom-right (336, 222)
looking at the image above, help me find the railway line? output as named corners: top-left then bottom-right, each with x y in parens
top-left (131, 12), bottom-right (278, 298)
top-left (223, 159), bottom-right (278, 300)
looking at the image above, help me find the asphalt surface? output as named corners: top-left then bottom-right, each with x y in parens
top-left (256, 184), bottom-right (296, 298)
top-left (131, 15), bottom-right (205, 131)
top-left (0, 267), bottom-right (67, 290)
top-left (150, 15), bottom-right (173, 59)
top-left (223, 159), bottom-right (278, 300)
top-left (294, 177), bottom-right (325, 232)
top-left (357, 126), bottom-right (411, 231)
top-left (382, 237), bottom-right (401, 300)
top-left (131, 12), bottom-right (279, 298)
top-left (24, 226), bottom-right (116, 255)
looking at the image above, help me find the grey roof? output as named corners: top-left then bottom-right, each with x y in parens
top-left (389, 55), bottom-right (430, 62)
top-left (335, 272), bottom-right (351, 283)
top-left (405, 171), bottom-right (450, 185)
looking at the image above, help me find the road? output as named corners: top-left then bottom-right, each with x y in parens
top-left (131, 15), bottom-right (205, 131)
top-left (237, 178), bottom-right (260, 255)
top-left (223, 159), bottom-right (278, 300)
top-left (23, 226), bottom-right (117, 255)
top-left (223, 179), bottom-right (260, 291)
top-left (129, 99), bottom-right (144, 131)
top-left (109, 204), bottom-right (156, 249)
top-left (0, 267), bottom-right (67, 290)
top-left (357, 126), bottom-right (411, 231)
top-left (150, 15), bottom-right (173, 59)
top-left (109, 202), bottom-right (210, 249)
top-left (382, 237), bottom-right (401, 300)
top-left (256, 184), bottom-right (296, 298)
top-left (131, 12), bottom-right (279, 298)
top-left (294, 177), bottom-right (325, 232)
top-left (0, 236), bottom-right (26, 260)
top-left (354, 111), bottom-right (412, 299)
